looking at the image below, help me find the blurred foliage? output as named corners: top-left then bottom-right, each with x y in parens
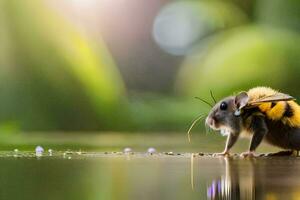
top-left (0, 0), bottom-right (299, 132)
top-left (127, 94), bottom-right (210, 132)
top-left (153, 0), bottom-right (248, 55)
top-left (256, 0), bottom-right (300, 31)
top-left (0, 0), bottom-right (126, 131)
top-left (176, 0), bottom-right (300, 101)
top-left (176, 26), bottom-right (300, 99)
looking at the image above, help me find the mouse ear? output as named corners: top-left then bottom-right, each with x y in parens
top-left (235, 92), bottom-right (249, 109)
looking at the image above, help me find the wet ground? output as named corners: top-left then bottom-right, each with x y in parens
top-left (1, 150), bottom-right (300, 200)
top-left (0, 133), bottom-right (299, 200)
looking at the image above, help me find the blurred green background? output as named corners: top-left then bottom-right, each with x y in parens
top-left (1, 2), bottom-right (300, 199)
top-left (0, 0), bottom-right (300, 134)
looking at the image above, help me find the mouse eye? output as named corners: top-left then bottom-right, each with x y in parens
top-left (220, 102), bottom-right (227, 110)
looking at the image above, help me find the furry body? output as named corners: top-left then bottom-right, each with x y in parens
top-left (247, 87), bottom-right (300, 128)
top-left (243, 87), bottom-right (300, 150)
top-left (205, 87), bottom-right (300, 156)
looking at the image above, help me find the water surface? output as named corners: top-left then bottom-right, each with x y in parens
top-left (1, 152), bottom-right (300, 200)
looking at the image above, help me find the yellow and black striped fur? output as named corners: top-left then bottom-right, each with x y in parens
top-left (205, 87), bottom-right (300, 157)
top-left (247, 87), bottom-right (300, 128)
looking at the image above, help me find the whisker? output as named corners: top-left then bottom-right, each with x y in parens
top-left (205, 123), bottom-right (209, 135)
top-left (187, 114), bottom-right (206, 143)
top-left (195, 97), bottom-right (213, 108)
top-left (210, 90), bottom-right (217, 104)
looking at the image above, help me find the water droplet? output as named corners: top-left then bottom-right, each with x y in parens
top-left (76, 150), bottom-right (82, 155)
top-left (124, 147), bottom-right (132, 154)
top-left (35, 146), bottom-right (44, 157)
top-left (147, 147), bottom-right (156, 154)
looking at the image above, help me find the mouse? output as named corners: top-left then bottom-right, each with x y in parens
top-left (205, 86), bottom-right (300, 157)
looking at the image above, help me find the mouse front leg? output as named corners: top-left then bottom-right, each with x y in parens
top-left (213, 133), bottom-right (239, 157)
top-left (241, 115), bottom-right (268, 158)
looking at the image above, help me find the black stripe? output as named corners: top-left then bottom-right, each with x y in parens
top-left (284, 102), bottom-right (293, 117)
top-left (271, 102), bottom-right (276, 108)
top-left (243, 107), bottom-right (262, 119)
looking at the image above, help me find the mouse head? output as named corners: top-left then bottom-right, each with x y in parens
top-left (205, 92), bottom-right (249, 134)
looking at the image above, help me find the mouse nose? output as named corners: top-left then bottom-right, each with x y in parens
top-left (208, 114), bottom-right (220, 126)
top-left (206, 117), bottom-right (215, 127)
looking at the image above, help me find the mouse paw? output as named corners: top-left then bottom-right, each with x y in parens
top-left (213, 151), bottom-right (229, 157)
top-left (240, 151), bottom-right (255, 158)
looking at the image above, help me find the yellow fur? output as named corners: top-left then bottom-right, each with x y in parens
top-left (282, 101), bottom-right (300, 127)
top-left (258, 103), bottom-right (271, 112)
top-left (247, 87), bottom-right (300, 127)
top-left (266, 101), bottom-right (286, 120)
top-left (247, 87), bottom-right (278, 102)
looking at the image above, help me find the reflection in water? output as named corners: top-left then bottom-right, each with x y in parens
top-left (206, 157), bottom-right (254, 200)
top-left (191, 153), bottom-right (194, 190)
top-left (2, 153), bottom-right (300, 200)
top-left (203, 157), bottom-right (300, 200)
